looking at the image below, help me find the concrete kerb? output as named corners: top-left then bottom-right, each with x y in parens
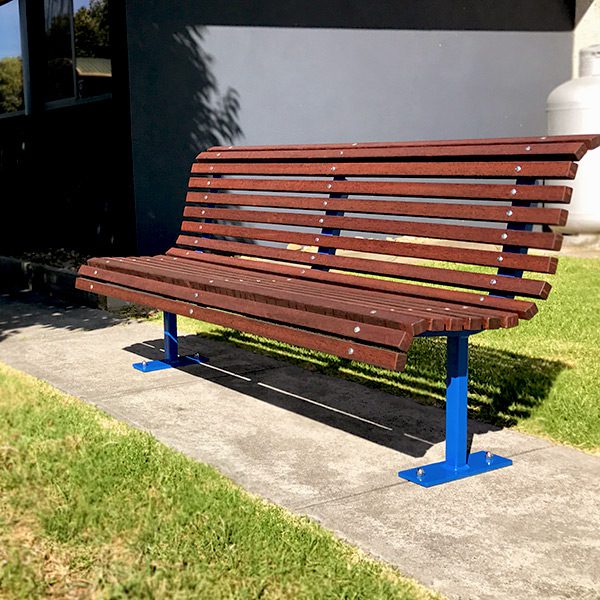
top-left (0, 293), bottom-right (598, 600)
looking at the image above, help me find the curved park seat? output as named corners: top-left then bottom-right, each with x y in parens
top-left (76, 134), bottom-right (599, 487)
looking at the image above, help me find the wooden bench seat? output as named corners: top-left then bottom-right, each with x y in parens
top-left (76, 133), bottom-right (599, 487)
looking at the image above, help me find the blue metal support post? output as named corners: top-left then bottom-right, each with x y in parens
top-left (398, 333), bottom-right (512, 487)
top-left (133, 312), bottom-right (207, 372)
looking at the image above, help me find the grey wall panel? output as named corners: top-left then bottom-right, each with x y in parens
top-left (126, 16), bottom-right (572, 253)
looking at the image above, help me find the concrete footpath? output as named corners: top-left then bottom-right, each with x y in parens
top-left (0, 292), bottom-right (598, 600)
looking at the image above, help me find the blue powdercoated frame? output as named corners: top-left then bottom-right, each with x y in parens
top-left (132, 312), bottom-right (207, 372)
top-left (397, 331), bottom-right (512, 487)
top-left (132, 176), bottom-right (537, 487)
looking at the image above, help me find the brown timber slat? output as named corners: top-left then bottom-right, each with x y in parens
top-left (86, 258), bottom-right (431, 333)
top-left (191, 160), bottom-right (577, 179)
top-left (183, 206), bottom-right (562, 250)
top-left (186, 192), bottom-right (569, 226)
top-left (75, 277), bottom-right (406, 370)
top-left (179, 222), bottom-right (557, 273)
top-left (174, 235), bottom-right (551, 298)
top-left (166, 248), bottom-right (539, 319)
top-left (120, 256), bottom-right (517, 329)
top-left (198, 141), bottom-right (587, 162)
top-left (99, 257), bottom-right (497, 330)
top-left (188, 178), bottom-right (572, 203)
top-left (207, 134), bottom-right (600, 152)
top-left (79, 265), bottom-right (414, 349)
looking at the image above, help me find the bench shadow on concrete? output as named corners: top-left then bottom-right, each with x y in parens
top-left (0, 292), bottom-right (125, 343)
top-left (124, 330), bottom-right (568, 460)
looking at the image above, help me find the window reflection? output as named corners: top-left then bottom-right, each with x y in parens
top-left (0, 0), bottom-right (24, 114)
top-left (74, 0), bottom-right (112, 98)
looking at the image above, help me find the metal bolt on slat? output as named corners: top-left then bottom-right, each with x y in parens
top-left (323, 201), bottom-right (328, 206)
top-left (510, 188), bottom-right (517, 195)
top-left (490, 279), bottom-right (497, 285)
top-left (506, 210), bottom-right (513, 217)
top-left (501, 233), bottom-right (508, 240)
top-left (189, 309), bottom-right (194, 314)
top-left (497, 256), bottom-right (504, 262)
top-left (319, 218), bottom-right (324, 223)
top-left (525, 146), bottom-right (531, 151)
top-left (347, 348), bottom-right (354, 355)
top-left (370, 309), bottom-right (377, 314)
top-left (327, 184), bottom-right (333, 189)
top-left (515, 165), bottom-right (522, 172)
top-left (353, 326), bottom-right (361, 333)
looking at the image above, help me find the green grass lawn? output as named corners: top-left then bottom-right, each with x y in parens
top-left (0, 363), bottom-right (438, 600)
top-left (171, 256), bottom-right (600, 453)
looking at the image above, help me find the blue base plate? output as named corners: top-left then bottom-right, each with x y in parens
top-left (398, 451), bottom-right (512, 487)
top-left (132, 355), bottom-right (208, 373)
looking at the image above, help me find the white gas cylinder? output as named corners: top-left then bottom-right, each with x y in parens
top-left (546, 44), bottom-right (600, 233)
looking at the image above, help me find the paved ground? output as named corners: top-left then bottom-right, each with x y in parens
top-left (1, 292), bottom-right (599, 600)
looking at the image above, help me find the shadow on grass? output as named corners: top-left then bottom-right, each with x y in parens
top-left (124, 328), bottom-right (569, 459)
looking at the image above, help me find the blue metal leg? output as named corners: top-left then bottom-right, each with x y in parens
top-left (398, 334), bottom-right (512, 487)
top-left (132, 312), bottom-right (208, 372)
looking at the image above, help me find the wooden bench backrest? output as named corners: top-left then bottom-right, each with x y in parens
top-left (169, 135), bottom-right (599, 320)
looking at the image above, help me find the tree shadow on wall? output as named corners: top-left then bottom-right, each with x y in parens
top-left (133, 22), bottom-right (243, 253)
top-left (173, 27), bottom-right (242, 152)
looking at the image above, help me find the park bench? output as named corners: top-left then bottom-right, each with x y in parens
top-left (76, 134), bottom-right (599, 487)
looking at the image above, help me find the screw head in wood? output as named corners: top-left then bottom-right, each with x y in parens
top-left (353, 326), bottom-right (361, 333)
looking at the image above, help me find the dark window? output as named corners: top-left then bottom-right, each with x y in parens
top-left (44, 0), bottom-right (76, 101)
top-left (0, 0), bottom-right (24, 115)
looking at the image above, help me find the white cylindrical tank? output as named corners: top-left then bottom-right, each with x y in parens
top-left (546, 44), bottom-right (600, 233)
